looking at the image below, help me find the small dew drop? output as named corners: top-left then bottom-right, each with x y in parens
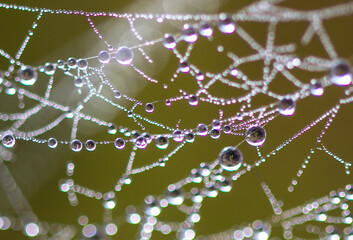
top-left (2, 134), bottom-right (15, 148)
top-left (277, 97), bottom-right (296, 116)
top-left (98, 51), bottom-right (111, 64)
top-left (70, 139), bottom-right (82, 152)
top-left (114, 138), bottom-right (125, 149)
top-left (181, 24), bottom-right (198, 43)
top-left (196, 123), bottom-right (208, 136)
top-left (163, 34), bottom-right (177, 49)
top-left (155, 135), bottom-right (169, 149)
top-left (218, 14), bottom-right (236, 34)
top-left (85, 139), bottom-right (96, 151)
top-left (199, 21), bottom-right (213, 37)
top-left (77, 59), bottom-right (88, 70)
top-left (44, 63), bottom-right (56, 75)
top-left (245, 126), bottom-right (266, 147)
top-left (145, 103), bottom-right (154, 113)
top-left (48, 138), bottom-right (58, 149)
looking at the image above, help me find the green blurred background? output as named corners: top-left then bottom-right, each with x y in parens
top-left (0, 0), bottom-right (352, 239)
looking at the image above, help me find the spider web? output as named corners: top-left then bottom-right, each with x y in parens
top-left (0, 0), bottom-right (352, 239)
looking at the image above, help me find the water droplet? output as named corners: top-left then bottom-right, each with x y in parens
top-left (166, 185), bottom-right (184, 205)
top-left (74, 77), bottom-right (84, 88)
top-left (65, 109), bottom-right (74, 118)
top-left (77, 59), bottom-right (88, 70)
top-left (309, 79), bottom-right (324, 96)
top-left (163, 34), bottom-right (176, 49)
top-left (114, 138), bottom-right (125, 149)
top-left (191, 188), bottom-right (203, 202)
top-left (172, 130), bottom-right (184, 142)
top-left (114, 91), bottom-right (121, 99)
top-left (218, 14), bottom-right (235, 34)
top-left (57, 60), bottom-right (65, 69)
top-left (165, 99), bottom-right (171, 106)
top-left (25, 223), bottom-right (39, 237)
top-left (85, 139), bottom-right (96, 151)
top-left (179, 61), bottom-right (190, 73)
top-left (277, 97), bottom-right (295, 116)
top-left (145, 103), bottom-right (154, 113)
top-left (130, 131), bottom-right (140, 141)
top-left (212, 119), bottom-right (221, 129)
top-left (144, 196), bottom-right (161, 216)
top-left (210, 129), bottom-right (221, 139)
top-left (67, 57), bottom-right (77, 68)
top-left (223, 125), bottom-right (231, 134)
top-left (70, 139), bottom-right (82, 152)
top-left (218, 178), bottom-right (232, 192)
top-left (5, 83), bottom-right (16, 95)
top-left (105, 223), bottom-right (118, 236)
top-left (98, 51), bottom-right (110, 64)
top-left (330, 59), bottom-right (352, 86)
top-left (103, 199), bottom-right (116, 209)
top-left (205, 185), bottom-right (218, 198)
top-left (188, 95), bottom-right (198, 106)
top-left (116, 46), bottom-right (133, 65)
top-left (44, 63), bottom-right (56, 75)
top-left (198, 163), bottom-right (211, 176)
top-left (107, 124), bottom-right (117, 134)
top-left (185, 132), bottom-right (195, 143)
top-left (245, 126), bottom-right (266, 147)
top-left (195, 72), bottom-right (204, 81)
top-left (2, 134), bottom-right (15, 148)
top-left (155, 135), bottom-right (169, 149)
top-left (18, 65), bottom-right (37, 86)
top-left (48, 138), bottom-right (58, 148)
top-left (199, 21), bottom-right (213, 37)
top-left (218, 146), bottom-right (243, 171)
top-left (127, 111), bottom-right (133, 118)
top-left (190, 169), bottom-right (202, 183)
top-left (181, 24), bottom-right (198, 43)
top-left (196, 123), bottom-right (208, 136)
top-left (135, 136), bottom-right (147, 149)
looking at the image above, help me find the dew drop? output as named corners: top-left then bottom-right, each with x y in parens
top-left (44, 63), bottom-right (56, 75)
top-left (107, 124), bottom-right (117, 134)
top-left (18, 65), bottom-right (37, 86)
top-left (57, 60), bottom-right (65, 69)
top-left (116, 46), bottom-right (133, 65)
top-left (5, 84), bottom-right (16, 95)
top-left (181, 24), bottom-right (198, 43)
top-left (114, 138), bottom-right (125, 149)
top-left (218, 14), bottom-right (235, 34)
top-left (172, 130), bottom-right (184, 142)
top-left (74, 77), bottom-right (84, 88)
top-left (25, 223), bottom-right (39, 237)
top-left (277, 97), bottom-right (296, 116)
top-left (185, 132), bottom-right (195, 143)
top-left (245, 126), bottom-right (266, 147)
top-left (196, 123), bottom-right (208, 136)
top-left (85, 139), bottom-right (96, 151)
top-left (2, 134), bottom-right (15, 148)
top-left (309, 79), bottom-right (324, 96)
top-left (210, 129), bottom-right (221, 139)
top-left (179, 61), bottom-right (190, 73)
top-left (70, 139), bottom-right (82, 152)
top-left (199, 163), bottom-right (211, 176)
top-left (145, 103), bottom-right (154, 113)
top-left (67, 57), bottom-right (77, 68)
top-left (114, 91), bottom-right (121, 99)
top-left (166, 185), bottom-right (184, 205)
top-left (98, 51), bottom-right (110, 64)
top-left (199, 21), bottom-right (213, 37)
top-left (212, 119), bottom-right (221, 130)
top-left (77, 59), bottom-right (88, 70)
top-left (223, 125), bottom-right (231, 134)
top-left (155, 135), bottom-right (169, 149)
top-left (163, 34), bottom-right (177, 49)
top-left (218, 178), bottom-right (232, 192)
top-left (135, 136), bottom-right (147, 149)
top-left (330, 59), bottom-right (352, 86)
top-left (188, 95), bottom-right (198, 106)
top-left (218, 146), bottom-right (243, 171)
top-left (195, 72), bottom-right (204, 81)
top-left (48, 138), bottom-right (58, 148)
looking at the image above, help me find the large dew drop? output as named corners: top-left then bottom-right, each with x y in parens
top-left (116, 46), bottom-right (133, 65)
top-left (245, 126), bottom-right (266, 147)
top-left (155, 135), bottom-right (169, 149)
top-left (18, 65), bottom-right (37, 86)
top-left (330, 59), bottom-right (352, 86)
top-left (218, 146), bottom-right (243, 171)
top-left (2, 134), bottom-right (15, 148)
top-left (277, 97), bottom-right (295, 116)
